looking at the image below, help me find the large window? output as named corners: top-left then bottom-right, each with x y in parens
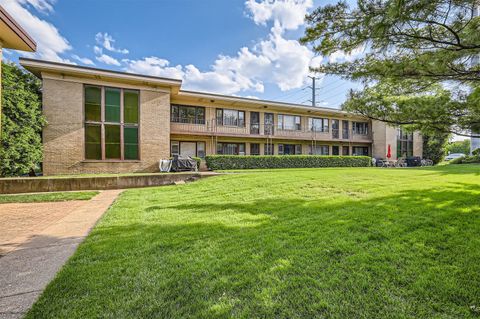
top-left (171, 104), bottom-right (205, 124)
top-left (308, 118), bottom-right (329, 132)
top-left (352, 146), bottom-right (369, 156)
top-left (171, 141), bottom-right (206, 158)
top-left (217, 142), bottom-right (245, 155)
top-left (278, 144), bottom-right (302, 155)
top-left (397, 128), bottom-right (413, 157)
top-left (352, 122), bottom-right (369, 135)
top-left (309, 145), bottom-right (329, 155)
top-left (250, 143), bottom-right (260, 155)
top-left (85, 85), bottom-right (139, 160)
top-left (216, 109), bottom-right (245, 127)
top-left (278, 114), bottom-right (301, 130)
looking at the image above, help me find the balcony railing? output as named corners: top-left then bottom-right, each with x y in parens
top-left (170, 119), bottom-right (372, 141)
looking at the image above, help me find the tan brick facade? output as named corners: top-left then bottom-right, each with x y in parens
top-left (372, 120), bottom-right (423, 159)
top-left (20, 59), bottom-right (424, 175)
top-left (42, 78), bottom-right (170, 175)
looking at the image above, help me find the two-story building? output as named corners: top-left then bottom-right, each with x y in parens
top-left (20, 58), bottom-right (423, 175)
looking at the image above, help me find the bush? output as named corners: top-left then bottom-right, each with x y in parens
top-left (205, 155), bottom-right (371, 170)
top-left (450, 154), bottom-right (480, 164)
top-left (192, 157), bottom-right (202, 168)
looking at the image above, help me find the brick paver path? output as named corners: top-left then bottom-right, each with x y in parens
top-left (0, 190), bottom-right (122, 319)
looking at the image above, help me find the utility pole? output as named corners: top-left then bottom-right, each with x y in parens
top-left (307, 75), bottom-right (321, 107)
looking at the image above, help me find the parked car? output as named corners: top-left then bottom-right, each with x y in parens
top-left (445, 153), bottom-right (466, 161)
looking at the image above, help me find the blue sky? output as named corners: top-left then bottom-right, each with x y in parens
top-left (1, 0), bottom-right (362, 108)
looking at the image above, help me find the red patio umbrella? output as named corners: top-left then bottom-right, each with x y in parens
top-left (386, 144), bottom-right (392, 159)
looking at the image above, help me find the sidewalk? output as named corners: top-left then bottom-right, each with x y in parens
top-left (0, 190), bottom-right (122, 319)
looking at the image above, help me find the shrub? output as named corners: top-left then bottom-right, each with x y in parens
top-left (450, 154), bottom-right (480, 164)
top-left (192, 157), bottom-right (202, 168)
top-left (205, 155), bottom-right (371, 170)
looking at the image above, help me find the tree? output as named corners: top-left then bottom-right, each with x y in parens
top-left (423, 132), bottom-right (449, 164)
top-left (300, 0), bottom-right (480, 137)
top-left (445, 139), bottom-right (471, 154)
top-left (0, 62), bottom-right (45, 177)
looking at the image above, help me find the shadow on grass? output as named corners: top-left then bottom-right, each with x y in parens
top-left (26, 185), bottom-right (480, 319)
top-left (418, 164), bottom-right (480, 175)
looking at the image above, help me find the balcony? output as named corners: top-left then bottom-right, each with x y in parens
top-left (170, 119), bottom-right (372, 142)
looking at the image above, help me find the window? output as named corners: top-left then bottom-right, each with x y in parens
top-left (85, 124), bottom-right (101, 160)
top-left (352, 146), bottom-right (369, 156)
top-left (217, 142), bottom-right (245, 155)
top-left (264, 113), bottom-right (274, 135)
top-left (342, 120), bottom-right (349, 139)
top-left (278, 144), bottom-right (302, 155)
top-left (216, 109), bottom-right (245, 127)
top-left (84, 86), bottom-right (139, 160)
top-left (332, 145), bottom-right (340, 155)
top-left (250, 143), bottom-right (260, 155)
top-left (308, 118), bottom-right (329, 132)
top-left (309, 145), bottom-right (329, 155)
top-left (171, 141), bottom-right (206, 158)
top-left (342, 146), bottom-right (350, 156)
top-left (250, 112), bottom-right (260, 134)
top-left (278, 114), bottom-right (301, 130)
top-left (264, 143), bottom-right (274, 155)
top-left (352, 122), bottom-right (369, 135)
top-left (171, 104), bottom-right (205, 124)
top-left (397, 128), bottom-right (414, 157)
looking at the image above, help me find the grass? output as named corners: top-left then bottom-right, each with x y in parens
top-left (0, 191), bottom-right (99, 203)
top-left (26, 164), bottom-right (480, 318)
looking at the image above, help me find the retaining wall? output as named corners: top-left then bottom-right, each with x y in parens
top-left (0, 173), bottom-right (206, 194)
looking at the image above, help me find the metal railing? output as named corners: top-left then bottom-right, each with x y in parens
top-left (170, 119), bottom-right (372, 141)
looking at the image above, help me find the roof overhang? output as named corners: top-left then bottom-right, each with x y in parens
top-left (0, 5), bottom-right (36, 52)
top-left (20, 58), bottom-right (183, 93)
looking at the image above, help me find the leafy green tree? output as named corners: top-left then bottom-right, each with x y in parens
top-left (423, 132), bottom-right (449, 164)
top-left (301, 0), bottom-right (480, 137)
top-left (445, 139), bottom-right (471, 154)
top-left (0, 62), bottom-right (45, 176)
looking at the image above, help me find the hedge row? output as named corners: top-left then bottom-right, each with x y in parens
top-left (205, 155), bottom-right (371, 170)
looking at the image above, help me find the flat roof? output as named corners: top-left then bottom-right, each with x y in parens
top-left (0, 5), bottom-right (36, 51)
top-left (20, 57), bottom-right (356, 116)
top-left (20, 58), bottom-right (182, 91)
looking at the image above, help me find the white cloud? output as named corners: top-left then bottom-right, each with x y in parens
top-left (0, 0), bottom-right (72, 63)
top-left (245, 0), bottom-right (313, 30)
top-left (95, 32), bottom-right (129, 54)
top-left (23, 0), bottom-right (55, 14)
top-left (71, 54), bottom-right (95, 66)
top-left (123, 57), bottom-right (184, 79)
top-left (328, 46), bottom-right (366, 63)
top-left (93, 46), bottom-right (103, 55)
top-left (124, 0), bottom-right (316, 95)
top-left (96, 54), bottom-right (120, 66)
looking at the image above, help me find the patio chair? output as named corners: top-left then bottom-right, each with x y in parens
top-left (395, 158), bottom-right (408, 168)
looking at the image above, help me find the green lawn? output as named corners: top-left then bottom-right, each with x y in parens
top-left (0, 191), bottom-right (99, 203)
top-left (27, 165), bottom-right (480, 318)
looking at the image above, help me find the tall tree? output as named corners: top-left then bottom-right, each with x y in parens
top-left (0, 62), bottom-right (45, 177)
top-left (300, 0), bottom-right (480, 137)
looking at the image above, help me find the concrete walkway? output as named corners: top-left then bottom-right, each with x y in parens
top-left (0, 190), bottom-right (122, 319)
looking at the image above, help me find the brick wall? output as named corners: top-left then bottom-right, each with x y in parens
top-left (42, 78), bottom-right (170, 175)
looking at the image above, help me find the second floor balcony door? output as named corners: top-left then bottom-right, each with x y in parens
top-left (264, 113), bottom-right (274, 135)
top-left (332, 119), bottom-right (339, 139)
top-left (251, 112), bottom-right (260, 134)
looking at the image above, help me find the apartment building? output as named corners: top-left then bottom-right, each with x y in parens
top-left (20, 58), bottom-right (423, 175)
